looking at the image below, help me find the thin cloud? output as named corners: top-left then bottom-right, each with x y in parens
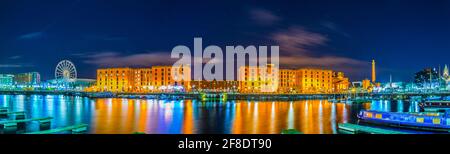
top-left (249, 8), bottom-right (281, 26)
top-left (70, 52), bottom-right (118, 58)
top-left (84, 35), bottom-right (128, 41)
top-left (272, 26), bottom-right (328, 55)
top-left (0, 64), bottom-right (34, 68)
top-left (8, 56), bottom-right (22, 59)
top-left (269, 26), bottom-right (368, 77)
top-left (320, 21), bottom-right (351, 38)
top-left (82, 52), bottom-right (177, 67)
top-left (86, 52), bottom-right (120, 58)
top-left (18, 32), bottom-right (45, 40)
top-left (70, 53), bottom-right (88, 57)
top-left (278, 56), bottom-right (366, 68)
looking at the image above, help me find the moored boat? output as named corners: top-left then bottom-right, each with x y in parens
top-left (357, 110), bottom-right (450, 131)
top-left (199, 92), bottom-right (227, 102)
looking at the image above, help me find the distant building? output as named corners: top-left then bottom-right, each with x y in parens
top-left (239, 66), bottom-right (348, 93)
top-left (94, 64), bottom-right (351, 93)
top-left (362, 79), bottom-right (372, 91)
top-left (414, 68), bottom-right (439, 88)
top-left (14, 72), bottom-right (40, 85)
top-left (0, 74), bottom-right (15, 87)
top-left (45, 78), bottom-right (96, 91)
top-left (278, 69), bottom-right (349, 93)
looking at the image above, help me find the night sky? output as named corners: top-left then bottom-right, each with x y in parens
top-left (1, 0), bottom-right (450, 82)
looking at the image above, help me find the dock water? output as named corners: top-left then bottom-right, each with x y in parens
top-left (0, 107), bottom-right (87, 134)
top-left (338, 123), bottom-right (410, 134)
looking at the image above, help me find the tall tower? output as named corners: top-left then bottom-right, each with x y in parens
top-left (371, 59), bottom-right (376, 83)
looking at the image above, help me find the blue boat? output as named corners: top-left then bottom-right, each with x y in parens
top-left (357, 110), bottom-right (450, 131)
top-left (426, 96), bottom-right (442, 101)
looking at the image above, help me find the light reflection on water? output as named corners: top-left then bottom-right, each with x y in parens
top-left (0, 94), bottom-right (420, 134)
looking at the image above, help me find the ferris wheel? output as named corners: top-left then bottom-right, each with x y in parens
top-left (55, 60), bottom-right (77, 80)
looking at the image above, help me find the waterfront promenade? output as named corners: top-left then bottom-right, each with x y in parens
top-left (0, 89), bottom-right (360, 101)
top-left (2, 89), bottom-right (450, 101)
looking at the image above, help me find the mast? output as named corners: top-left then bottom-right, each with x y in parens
top-left (430, 68), bottom-right (432, 90)
top-left (439, 65), bottom-right (441, 78)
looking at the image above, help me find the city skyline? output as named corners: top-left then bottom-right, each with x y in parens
top-left (2, 0), bottom-right (450, 82)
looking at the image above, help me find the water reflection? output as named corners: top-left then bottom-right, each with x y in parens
top-left (369, 100), bottom-right (420, 113)
top-left (0, 95), bottom-right (420, 134)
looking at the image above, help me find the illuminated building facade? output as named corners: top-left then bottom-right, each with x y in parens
top-left (238, 64), bottom-right (279, 93)
top-left (14, 72), bottom-right (40, 85)
top-left (46, 78), bottom-right (96, 91)
top-left (96, 68), bottom-right (152, 92)
top-left (278, 69), bottom-right (297, 93)
top-left (95, 65), bottom-right (349, 93)
top-left (443, 65), bottom-right (450, 81)
top-left (96, 66), bottom-right (190, 93)
top-left (132, 68), bottom-right (152, 92)
top-left (296, 69), bottom-right (333, 93)
top-left (239, 66), bottom-right (348, 93)
top-left (332, 72), bottom-right (350, 92)
top-left (97, 68), bottom-right (135, 92)
top-left (362, 79), bottom-right (372, 91)
top-left (190, 80), bottom-right (239, 92)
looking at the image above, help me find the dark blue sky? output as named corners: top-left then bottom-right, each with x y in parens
top-left (1, 0), bottom-right (450, 82)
